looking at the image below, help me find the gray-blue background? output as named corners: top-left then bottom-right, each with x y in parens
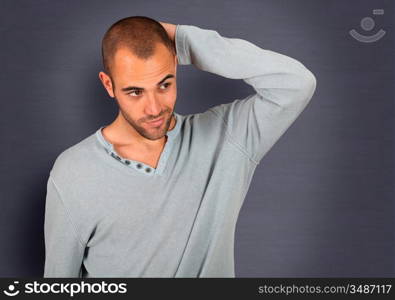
top-left (0, 0), bottom-right (393, 277)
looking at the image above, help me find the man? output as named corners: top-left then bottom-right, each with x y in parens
top-left (43, 16), bottom-right (316, 278)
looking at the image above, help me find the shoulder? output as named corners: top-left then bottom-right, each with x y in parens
top-left (180, 108), bottom-right (225, 134)
top-left (178, 107), bottom-right (230, 150)
top-left (49, 132), bottom-right (97, 185)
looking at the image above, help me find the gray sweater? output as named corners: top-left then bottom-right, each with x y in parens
top-left (43, 23), bottom-right (316, 277)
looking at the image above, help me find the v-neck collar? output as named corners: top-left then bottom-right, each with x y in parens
top-left (95, 112), bottom-right (182, 176)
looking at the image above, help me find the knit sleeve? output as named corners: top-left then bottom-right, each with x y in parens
top-left (175, 24), bottom-right (316, 164)
top-left (43, 176), bottom-right (85, 277)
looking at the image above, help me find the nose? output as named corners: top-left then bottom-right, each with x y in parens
top-left (144, 93), bottom-right (162, 117)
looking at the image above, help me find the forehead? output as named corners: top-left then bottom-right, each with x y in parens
top-left (112, 43), bottom-right (175, 85)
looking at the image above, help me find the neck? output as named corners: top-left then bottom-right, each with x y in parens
top-left (103, 112), bottom-right (176, 151)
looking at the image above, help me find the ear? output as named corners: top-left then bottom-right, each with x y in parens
top-left (98, 71), bottom-right (115, 98)
top-left (174, 54), bottom-right (178, 67)
top-left (174, 55), bottom-right (178, 75)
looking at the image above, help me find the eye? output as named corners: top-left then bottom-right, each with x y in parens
top-left (128, 90), bottom-right (142, 97)
top-left (160, 82), bottom-right (172, 90)
top-left (127, 82), bottom-right (172, 97)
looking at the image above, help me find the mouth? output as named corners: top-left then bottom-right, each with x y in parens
top-left (146, 117), bottom-right (164, 127)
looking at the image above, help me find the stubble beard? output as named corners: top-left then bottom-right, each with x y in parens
top-left (119, 107), bottom-right (173, 141)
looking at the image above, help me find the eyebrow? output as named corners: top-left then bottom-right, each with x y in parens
top-left (121, 74), bottom-right (175, 92)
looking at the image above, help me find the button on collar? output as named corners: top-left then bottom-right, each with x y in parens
top-left (96, 112), bottom-right (182, 176)
top-left (111, 152), bottom-right (121, 160)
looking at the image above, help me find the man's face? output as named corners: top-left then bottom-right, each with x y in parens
top-left (99, 43), bottom-right (178, 141)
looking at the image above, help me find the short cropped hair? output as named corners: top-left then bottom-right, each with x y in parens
top-left (101, 16), bottom-right (176, 79)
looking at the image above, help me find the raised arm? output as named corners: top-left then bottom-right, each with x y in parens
top-left (174, 24), bottom-right (316, 164)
